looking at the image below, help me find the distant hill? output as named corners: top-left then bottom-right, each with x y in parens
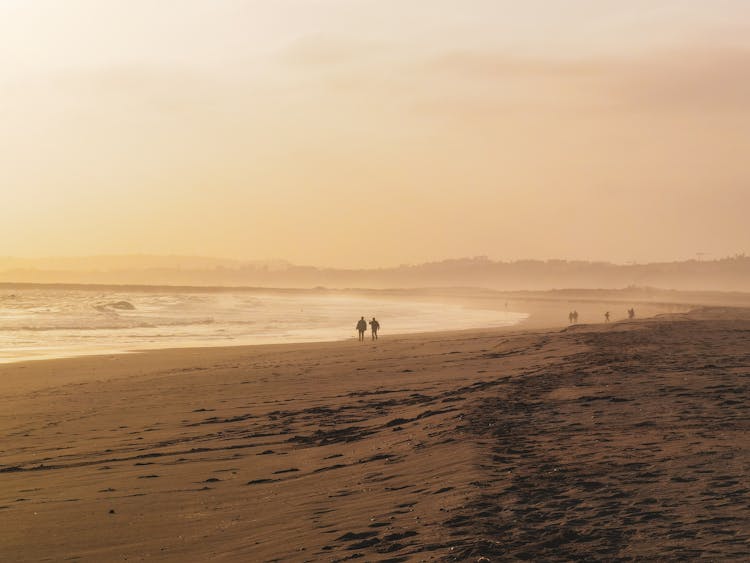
top-left (0, 255), bottom-right (748, 292)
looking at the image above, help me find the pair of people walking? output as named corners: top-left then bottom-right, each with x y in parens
top-left (356, 316), bottom-right (380, 341)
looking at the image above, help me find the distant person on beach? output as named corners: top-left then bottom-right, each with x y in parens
top-left (356, 317), bottom-right (367, 342)
top-left (573, 310), bottom-right (579, 323)
top-left (628, 308), bottom-right (635, 319)
top-left (605, 311), bottom-right (610, 322)
top-left (369, 317), bottom-right (380, 340)
top-left (568, 311), bottom-right (574, 324)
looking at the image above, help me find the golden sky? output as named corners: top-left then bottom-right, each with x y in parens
top-left (1, 0), bottom-right (749, 267)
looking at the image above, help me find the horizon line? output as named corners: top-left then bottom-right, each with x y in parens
top-left (0, 253), bottom-right (746, 271)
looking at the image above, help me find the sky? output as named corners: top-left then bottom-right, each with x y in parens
top-left (1, 0), bottom-right (749, 268)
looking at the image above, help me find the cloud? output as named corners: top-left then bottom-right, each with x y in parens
top-left (417, 46), bottom-right (750, 114)
top-left (278, 34), bottom-right (387, 68)
top-left (610, 48), bottom-right (750, 112)
top-left (268, 36), bottom-right (750, 122)
top-left (425, 51), bottom-right (608, 78)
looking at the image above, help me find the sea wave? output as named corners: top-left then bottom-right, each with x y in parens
top-left (93, 301), bottom-right (137, 312)
top-left (0, 288), bottom-right (526, 363)
top-left (0, 318), bottom-right (216, 332)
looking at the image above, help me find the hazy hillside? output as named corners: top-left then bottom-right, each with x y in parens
top-left (0, 255), bottom-right (748, 291)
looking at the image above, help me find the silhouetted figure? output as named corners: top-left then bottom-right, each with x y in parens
top-left (628, 308), bottom-right (635, 319)
top-left (369, 317), bottom-right (380, 340)
top-left (573, 310), bottom-right (579, 323)
top-left (605, 311), bottom-right (610, 322)
top-left (568, 311), bottom-right (574, 324)
top-left (356, 317), bottom-right (367, 342)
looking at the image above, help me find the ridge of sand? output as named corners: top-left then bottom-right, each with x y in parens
top-left (1, 307), bottom-right (748, 561)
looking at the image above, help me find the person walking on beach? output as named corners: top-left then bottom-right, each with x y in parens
top-left (605, 311), bottom-right (610, 323)
top-left (369, 317), bottom-right (380, 340)
top-left (573, 310), bottom-right (579, 323)
top-left (568, 311), bottom-right (574, 324)
top-left (356, 317), bottom-right (367, 342)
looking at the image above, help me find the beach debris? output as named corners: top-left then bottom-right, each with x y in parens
top-left (246, 478), bottom-right (279, 485)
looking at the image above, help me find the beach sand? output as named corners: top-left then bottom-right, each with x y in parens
top-left (1, 307), bottom-right (749, 561)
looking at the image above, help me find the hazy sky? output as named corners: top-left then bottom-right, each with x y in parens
top-left (1, 1), bottom-right (749, 267)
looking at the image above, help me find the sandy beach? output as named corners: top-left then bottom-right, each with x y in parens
top-left (7, 1), bottom-right (750, 560)
top-left (1, 306), bottom-right (749, 561)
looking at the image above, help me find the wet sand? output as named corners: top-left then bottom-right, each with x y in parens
top-left (1, 307), bottom-right (749, 561)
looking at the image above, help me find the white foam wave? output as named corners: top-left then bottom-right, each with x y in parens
top-left (0, 289), bottom-right (526, 363)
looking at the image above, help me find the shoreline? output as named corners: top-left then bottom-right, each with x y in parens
top-left (0, 293), bottom-right (683, 392)
top-left (0, 323), bottom-right (539, 396)
top-left (0, 285), bottom-right (700, 368)
top-left (0, 315), bottom-right (525, 371)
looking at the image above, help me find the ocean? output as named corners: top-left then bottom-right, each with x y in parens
top-left (0, 288), bottom-right (527, 363)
